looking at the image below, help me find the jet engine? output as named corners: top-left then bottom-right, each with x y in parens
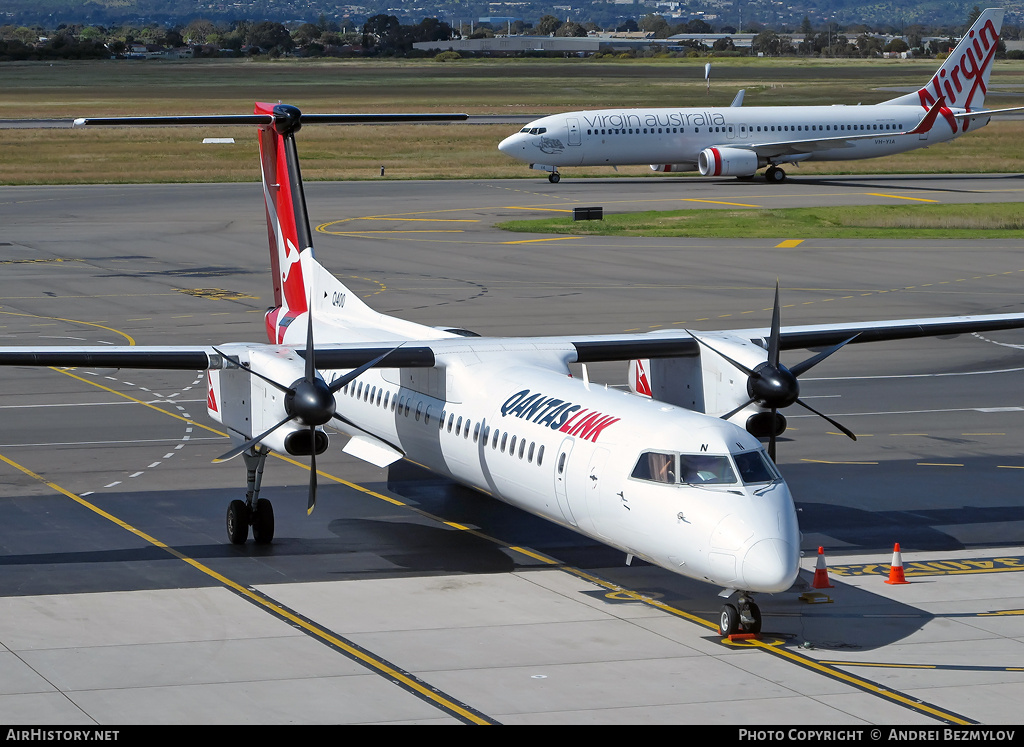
top-left (650, 164), bottom-right (696, 173)
top-left (698, 147), bottom-right (758, 177)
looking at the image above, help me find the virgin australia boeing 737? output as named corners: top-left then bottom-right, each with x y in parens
top-left (499, 8), bottom-right (1022, 183)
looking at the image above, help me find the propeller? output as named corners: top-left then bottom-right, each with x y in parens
top-left (687, 282), bottom-right (858, 461)
top-left (213, 307), bottom-right (402, 514)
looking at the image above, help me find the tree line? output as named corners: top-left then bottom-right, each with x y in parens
top-left (0, 8), bottom-right (1018, 62)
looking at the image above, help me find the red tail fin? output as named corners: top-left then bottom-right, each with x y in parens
top-left (256, 102), bottom-right (311, 343)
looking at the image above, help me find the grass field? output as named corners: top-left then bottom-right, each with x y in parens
top-left (2, 57), bottom-right (1024, 184)
top-left (497, 203), bottom-right (1024, 239)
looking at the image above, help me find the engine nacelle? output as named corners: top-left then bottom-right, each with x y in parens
top-left (628, 332), bottom-right (775, 434)
top-left (207, 345), bottom-right (328, 457)
top-left (650, 163), bottom-right (696, 173)
top-left (698, 147), bottom-right (759, 177)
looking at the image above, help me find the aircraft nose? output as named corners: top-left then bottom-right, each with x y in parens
top-left (742, 537), bottom-right (799, 593)
top-left (498, 133), bottom-right (520, 155)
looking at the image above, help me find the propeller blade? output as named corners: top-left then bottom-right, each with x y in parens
top-left (307, 426), bottom-right (318, 515)
top-left (212, 347), bottom-right (295, 395)
top-left (767, 408), bottom-right (778, 462)
top-left (721, 398), bottom-right (755, 421)
top-left (788, 334), bottom-right (860, 378)
top-left (214, 413), bottom-right (294, 463)
top-left (768, 281), bottom-right (782, 368)
top-left (794, 398), bottom-right (857, 441)
top-left (327, 344), bottom-right (406, 394)
top-left (685, 330), bottom-right (756, 376)
top-left (304, 303), bottom-right (316, 384)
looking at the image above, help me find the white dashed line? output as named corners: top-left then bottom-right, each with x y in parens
top-left (85, 371), bottom-right (209, 493)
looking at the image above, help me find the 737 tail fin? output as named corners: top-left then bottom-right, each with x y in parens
top-left (881, 8), bottom-right (1004, 119)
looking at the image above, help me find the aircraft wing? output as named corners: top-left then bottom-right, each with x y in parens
top-left (560, 312), bottom-right (1024, 362)
top-left (728, 98), bottom-right (947, 160)
top-left (1, 311), bottom-right (1022, 370)
top-left (0, 344), bottom-right (437, 370)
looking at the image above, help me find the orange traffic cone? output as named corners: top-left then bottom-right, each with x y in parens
top-left (885, 542), bottom-right (910, 585)
top-left (811, 546), bottom-right (834, 588)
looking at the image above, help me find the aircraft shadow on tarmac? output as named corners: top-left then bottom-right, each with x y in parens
top-left (784, 456), bottom-right (1024, 551)
top-left (8, 454), bottom-right (1024, 650)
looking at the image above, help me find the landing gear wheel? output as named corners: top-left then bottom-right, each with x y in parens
top-left (548, 172), bottom-right (560, 183)
top-left (766, 165), bottom-right (786, 183)
top-left (719, 604), bottom-right (740, 636)
top-left (226, 499), bottom-right (250, 545)
top-left (251, 498), bottom-right (275, 545)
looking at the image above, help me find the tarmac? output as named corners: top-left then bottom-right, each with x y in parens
top-left (1, 174), bottom-right (1023, 725)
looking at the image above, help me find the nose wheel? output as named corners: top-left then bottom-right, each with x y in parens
top-left (719, 594), bottom-right (762, 636)
top-left (548, 170), bottom-right (560, 183)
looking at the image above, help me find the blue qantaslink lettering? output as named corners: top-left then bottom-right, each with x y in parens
top-left (501, 389), bottom-right (579, 429)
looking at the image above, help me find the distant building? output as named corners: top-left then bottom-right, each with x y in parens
top-left (415, 35), bottom-right (602, 55)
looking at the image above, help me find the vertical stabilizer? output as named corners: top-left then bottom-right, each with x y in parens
top-left (881, 8), bottom-right (1004, 127)
top-left (256, 102), bottom-right (312, 343)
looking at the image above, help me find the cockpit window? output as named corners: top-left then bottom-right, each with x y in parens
top-left (734, 450), bottom-right (780, 484)
top-left (519, 127), bottom-right (547, 135)
top-left (630, 451), bottom-right (676, 483)
top-left (631, 449), bottom-right (778, 489)
top-left (679, 454), bottom-right (736, 485)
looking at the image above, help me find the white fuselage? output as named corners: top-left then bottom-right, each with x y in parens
top-left (498, 103), bottom-right (974, 171)
top-left (247, 292), bottom-right (804, 594)
top-left (210, 256), bottom-right (801, 595)
top-left (324, 356), bottom-right (799, 593)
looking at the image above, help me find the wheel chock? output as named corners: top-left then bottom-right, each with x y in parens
top-left (799, 591), bottom-right (833, 604)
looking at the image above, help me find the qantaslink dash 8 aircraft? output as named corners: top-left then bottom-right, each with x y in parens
top-left (5, 98), bottom-right (1024, 637)
top-left (498, 8), bottom-right (1023, 183)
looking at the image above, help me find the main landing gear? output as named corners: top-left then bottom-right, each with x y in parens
top-left (764, 165), bottom-right (787, 183)
top-left (719, 593), bottom-right (762, 636)
top-left (226, 446), bottom-right (275, 545)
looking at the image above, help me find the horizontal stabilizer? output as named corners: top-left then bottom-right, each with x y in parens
top-left (74, 113), bottom-right (468, 127)
top-left (954, 106), bottom-right (1024, 120)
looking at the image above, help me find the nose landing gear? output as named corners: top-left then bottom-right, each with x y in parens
top-left (719, 593), bottom-right (762, 636)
